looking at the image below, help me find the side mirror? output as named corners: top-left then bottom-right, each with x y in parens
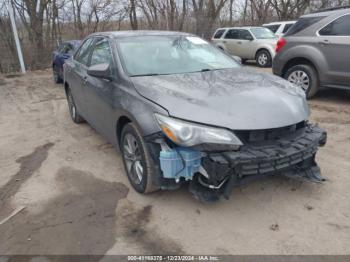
top-left (87, 63), bottom-right (112, 80)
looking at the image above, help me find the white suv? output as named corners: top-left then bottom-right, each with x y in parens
top-left (211, 27), bottom-right (278, 67)
top-left (263, 21), bottom-right (296, 38)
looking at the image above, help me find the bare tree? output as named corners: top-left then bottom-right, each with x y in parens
top-left (192, 0), bottom-right (228, 39)
top-left (271, 0), bottom-right (310, 20)
top-left (129, 0), bottom-right (138, 29)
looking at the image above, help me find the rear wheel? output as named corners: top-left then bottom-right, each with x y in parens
top-left (121, 123), bottom-right (159, 194)
top-left (284, 64), bottom-right (319, 99)
top-left (53, 65), bottom-right (62, 84)
top-left (256, 50), bottom-right (272, 68)
top-left (66, 88), bottom-right (84, 123)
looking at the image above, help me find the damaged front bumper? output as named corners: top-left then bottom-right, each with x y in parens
top-left (146, 123), bottom-right (327, 202)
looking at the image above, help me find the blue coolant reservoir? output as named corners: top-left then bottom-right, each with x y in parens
top-left (159, 147), bottom-right (202, 180)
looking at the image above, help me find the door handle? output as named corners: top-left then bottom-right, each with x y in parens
top-left (237, 41), bottom-right (242, 44)
top-left (222, 41), bottom-right (227, 44)
top-left (318, 39), bottom-right (331, 45)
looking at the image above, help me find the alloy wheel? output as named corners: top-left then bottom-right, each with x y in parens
top-left (67, 91), bottom-right (76, 119)
top-left (123, 133), bottom-right (143, 185)
top-left (287, 70), bottom-right (310, 92)
top-left (258, 53), bottom-right (268, 66)
top-left (53, 70), bottom-right (59, 82)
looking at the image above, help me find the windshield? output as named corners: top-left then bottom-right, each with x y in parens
top-left (250, 28), bottom-right (277, 39)
top-left (117, 36), bottom-right (240, 76)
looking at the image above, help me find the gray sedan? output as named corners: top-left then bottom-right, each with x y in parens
top-left (63, 31), bottom-right (327, 202)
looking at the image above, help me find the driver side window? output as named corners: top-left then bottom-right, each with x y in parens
top-left (74, 38), bottom-right (94, 65)
top-left (90, 38), bottom-right (113, 66)
top-left (239, 30), bottom-right (253, 40)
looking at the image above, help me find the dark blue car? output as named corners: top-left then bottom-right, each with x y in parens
top-left (52, 40), bottom-right (81, 83)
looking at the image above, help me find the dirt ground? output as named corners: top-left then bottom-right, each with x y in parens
top-left (0, 68), bottom-right (349, 255)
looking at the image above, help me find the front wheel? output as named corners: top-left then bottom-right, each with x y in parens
top-left (65, 88), bottom-right (85, 123)
top-left (121, 123), bottom-right (159, 194)
top-left (256, 50), bottom-right (272, 68)
top-left (284, 64), bottom-right (319, 99)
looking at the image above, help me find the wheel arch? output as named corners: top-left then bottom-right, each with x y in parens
top-left (255, 48), bottom-right (271, 59)
top-left (282, 57), bottom-right (319, 79)
top-left (116, 115), bottom-right (132, 148)
top-left (64, 81), bottom-right (69, 94)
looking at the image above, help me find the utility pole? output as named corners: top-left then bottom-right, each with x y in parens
top-left (6, 0), bottom-right (26, 74)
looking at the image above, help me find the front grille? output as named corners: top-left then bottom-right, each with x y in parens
top-left (202, 123), bottom-right (325, 181)
top-left (235, 121), bottom-right (306, 143)
top-left (239, 148), bottom-right (316, 175)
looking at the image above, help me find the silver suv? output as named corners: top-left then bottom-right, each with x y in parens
top-left (273, 7), bottom-right (350, 98)
top-left (212, 27), bottom-right (277, 67)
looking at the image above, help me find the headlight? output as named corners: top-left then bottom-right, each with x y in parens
top-left (154, 113), bottom-right (243, 148)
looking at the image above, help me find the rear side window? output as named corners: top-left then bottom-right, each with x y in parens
top-left (285, 16), bottom-right (325, 36)
top-left (74, 38), bottom-right (94, 65)
top-left (224, 29), bottom-right (239, 39)
top-left (283, 23), bottom-right (294, 33)
top-left (265, 24), bottom-right (280, 33)
top-left (213, 29), bottom-right (226, 39)
top-left (319, 14), bottom-right (350, 36)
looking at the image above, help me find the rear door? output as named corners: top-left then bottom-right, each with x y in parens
top-left (222, 29), bottom-right (242, 56)
top-left (84, 37), bottom-right (116, 141)
top-left (317, 14), bottom-right (350, 86)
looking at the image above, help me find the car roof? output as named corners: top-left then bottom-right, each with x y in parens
top-left (88, 30), bottom-right (194, 39)
top-left (215, 26), bottom-right (264, 30)
top-left (263, 21), bottom-right (296, 25)
top-left (302, 7), bottom-right (350, 18)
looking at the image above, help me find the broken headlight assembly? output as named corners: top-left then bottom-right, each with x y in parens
top-left (154, 113), bottom-right (243, 149)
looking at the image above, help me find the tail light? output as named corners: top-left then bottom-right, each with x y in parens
top-left (276, 38), bottom-right (287, 53)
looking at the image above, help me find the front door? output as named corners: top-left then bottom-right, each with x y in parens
top-left (84, 38), bottom-right (117, 142)
top-left (317, 14), bottom-right (350, 87)
top-left (237, 29), bottom-right (255, 59)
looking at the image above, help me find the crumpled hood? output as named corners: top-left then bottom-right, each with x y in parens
top-left (131, 68), bottom-right (309, 130)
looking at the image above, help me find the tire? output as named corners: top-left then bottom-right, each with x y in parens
top-left (121, 123), bottom-right (159, 194)
top-left (65, 88), bottom-right (85, 123)
top-left (53, 65), bottom-right (63, 84)
top-left (284, 64), bottom-right (319, 99)
top-left (256, 49), bottom-right (272, 68)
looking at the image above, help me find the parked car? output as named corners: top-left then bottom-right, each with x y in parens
top-left (273, 7), bottom-right (350, 98)
top-left (63, 31), bottom-right (327, 202)
top-left (52, 40), bottom-right (81, 83)
top-left (211, 26), bottom-right (278, 67)
top-left (263, 21), bottom-right (296, 38)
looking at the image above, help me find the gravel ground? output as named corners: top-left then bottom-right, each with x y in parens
top-left (0, 68), bottom-right (349, 255)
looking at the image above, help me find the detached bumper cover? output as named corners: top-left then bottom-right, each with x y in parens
top-left (202, 124), bottom-right (327, 189)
